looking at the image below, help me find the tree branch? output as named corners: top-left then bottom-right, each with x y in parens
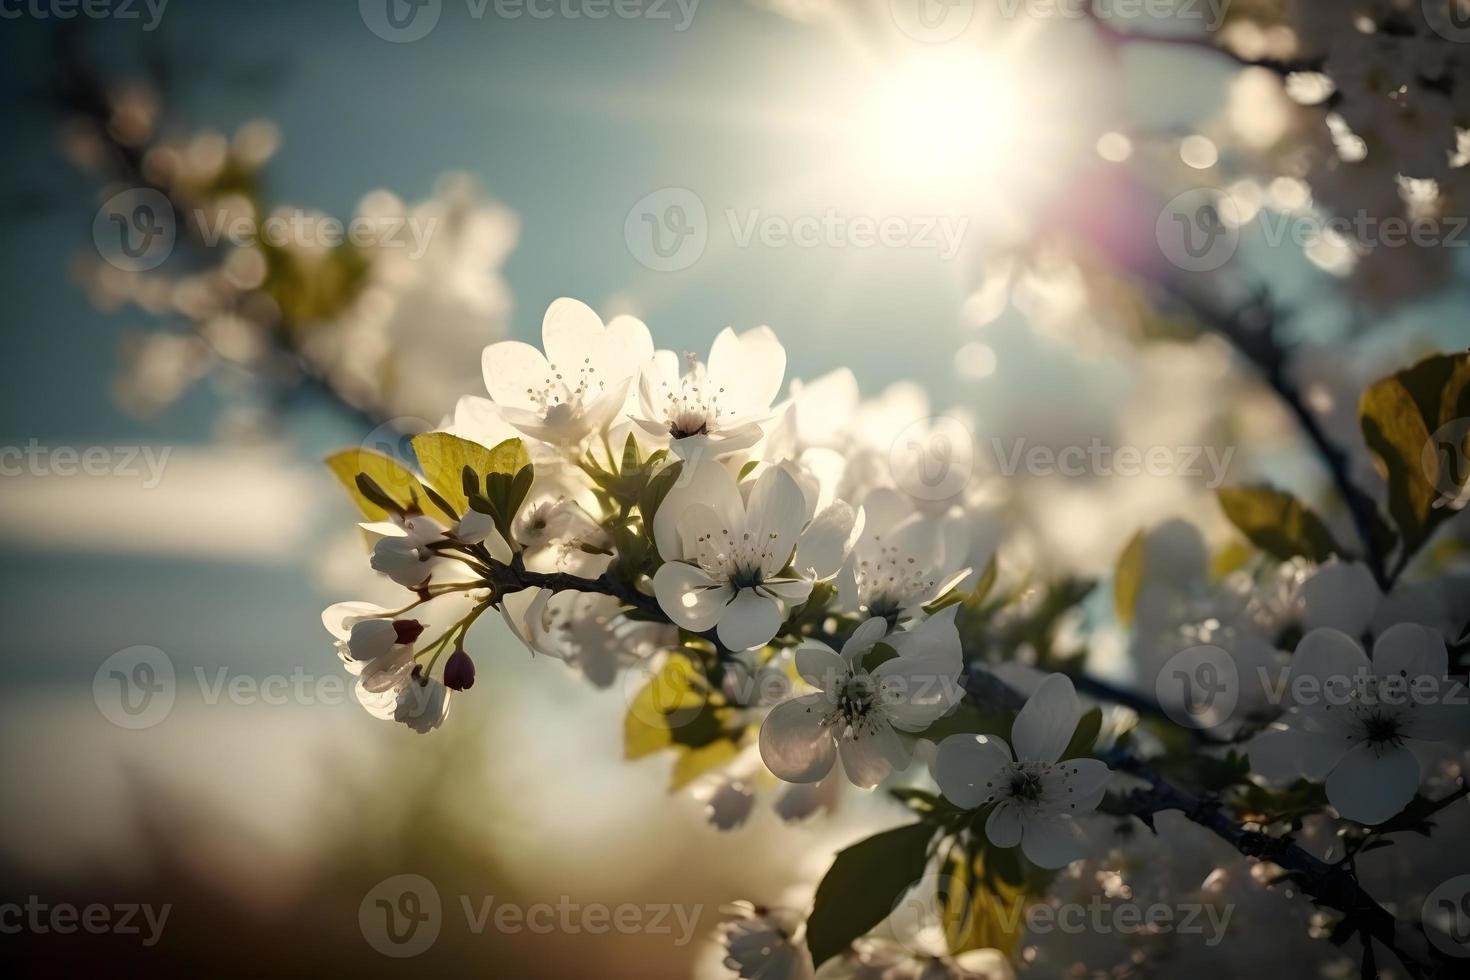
top-left (1102, 749), bottom-right (1447, 980)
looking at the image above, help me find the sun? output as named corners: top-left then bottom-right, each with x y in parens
top-left (850, 49), bottom-right (1030, 210)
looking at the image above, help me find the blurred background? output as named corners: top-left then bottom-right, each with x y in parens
top-left (1, 0), bottom-right (1467, 975)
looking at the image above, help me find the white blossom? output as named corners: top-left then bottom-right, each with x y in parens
top-left (934, 674), bottom-right (1110, 869)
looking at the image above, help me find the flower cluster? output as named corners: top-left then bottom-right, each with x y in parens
top-left (319, 300), bottom-right (1470, 978)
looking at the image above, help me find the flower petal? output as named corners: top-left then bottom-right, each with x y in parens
top-left (652, 458), bottom-right (744, 563)
top-left (985, 800), bottom-right (1024, 848)
top-left (795, 642), bottom-right (847, 692)
top-left (1301, 560), bottom-right (1382, 637)
top-left (838, 718), bottom-right (907, 788)
top-left (653, 562), bottom-right (730, 633)
top-left (795, 500), bottom-right (858, 579)
top-left (1371, 622), bottom-right (1449, 683)
top-left (1012, 673), bottom-right (1081, 764)
top-left (717, 590), bottom-right (785, 651)
top-left (1247, 722), bottom-right (1353, 783)
top-left (934, 734), bottom-right (1012, 809)
top-left (840, 616), bottom-right (891, 663)
top-left (1289, 628), bottom-right (1371, 715)
top-left (481, 340), bottom-right (554, 412)
top-left (1325, 741), bottom-right (1421, 825)
top-left (745, 465), bottom-right (807, 578)
top-left (759, 693), bottom-right (836, 783)
top-left (1056, 758), bottom-right (1111, 813)
top-left (1020, 814), bottom-right (1087, 869)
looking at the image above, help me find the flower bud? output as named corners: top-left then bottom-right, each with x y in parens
top-left (393, 619), bottom-right (426, 644)
top-left (444, 648), bottom-right (476, 691)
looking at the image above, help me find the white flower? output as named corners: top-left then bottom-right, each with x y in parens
top-left (511, 484), bottom-right (609, 574)
top-left (1247, 624), bottom-right (1461, 824)
top-left (362, 513), bottom-right (446, 588)
top-left (481, 297), bottom-right (653, 447)
top-left (633, 326), bottom-right (786, 459)
top-left (934, 674), bottom-right (1110, 869)
top-left (835, 488), bottom-right (969, 628)
top-left (1301, 559), bottom-right (1381, 637)
top-left (716, 902), bottom-right (813, 980)
top-left (321, 601), bottom-right (449, 733)
top-left (759, 610), bottom-right (964, 789)
top-left (501, 587), bottom-right (674, 688)
top-left (652, 461), bottom-right (817, 651)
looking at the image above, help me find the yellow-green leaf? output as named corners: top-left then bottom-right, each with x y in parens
top-left (324, 448), bottom-right (425, 521)
top-left (1217, 485), bottom-right (1340, 563)
top-left (941, 848), bottom-right (1028, 958)
top-left (1360, 351), bottom-right (1470, 562)
top-left (1113, 529), bottom-right (1145, 625)
top-left (410, 432), bottom-right (531, 516)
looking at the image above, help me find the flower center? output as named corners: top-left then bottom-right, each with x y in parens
top-left (856, 535), bottom-right (939, 617)
top-left (658, 355), bottom-right (730, 439)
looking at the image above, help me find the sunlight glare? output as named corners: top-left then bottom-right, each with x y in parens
top-left (850, 50), bottom-right (1030, 209)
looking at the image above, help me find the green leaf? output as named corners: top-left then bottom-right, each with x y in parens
top-left (1216, 485), bottom-right (1341, 563)
top-left (940, 845), bottom-right (1029, 957)
top-left (1060, 706), bottom-right (1102, 761)
top-left (806, 822), bottom-right (936, 967)
top-left (1113, 530), bottom-right (1145, 625)
top-left (638, 461), bottom-right (684, 528)
top-left (411, 432), bottom-right (531, 517)
top-left (325, 448), bottom-right (425, 520)
top-left (1360, 351), bottom-right (1470, 566)
top-left (623, 655), bottom-right (742, 791)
